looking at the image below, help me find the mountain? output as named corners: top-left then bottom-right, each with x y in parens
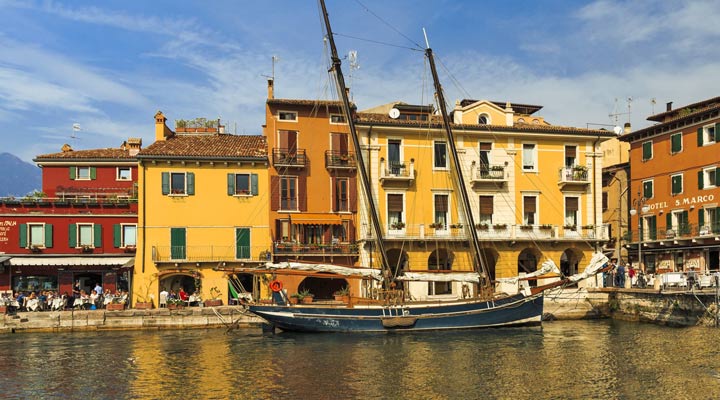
top-left (0, 153), bottom-right (41, 197)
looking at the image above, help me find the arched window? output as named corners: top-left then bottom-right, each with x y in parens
top-left (478, 113), bottom-right (490, 125)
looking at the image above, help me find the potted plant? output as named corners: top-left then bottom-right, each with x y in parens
top-left (334, 286), bottom-right (350, 302)
top-left (429, 222), bottom-right (444, 229)
top-left (520, 224), bottom-right (534, 230)
top-left (30, 244), bottom-right (43, 253)
top-left (581, 224), bottom-right (595, 230)
top-left (450, 223), bottom-right (463, 229)
top-left (124, 245), bottom-right (136, 253)
top-left (289, 293), bottom-right (300, 305)
top-left (80, 244), bottom-right (94, 253)
top-left (106, 297), bottom-right (126, 311)
top-left (134, 274), bottom-right (157, 309)
top-left (563, 224), bottom-right (577, 231)
top-left (204, 286), bottom-right (223, 307)
top-left (493, 223), bottom-right (507, 229)
top-left (539, 224), bottom-right (553, 230)
top-left (475, 223), bottom-right (489, 230)
top-left (298, 289), bottom-right (314, 304)
top-left (166, 297), bottom-right (185, 310)
top-left (490, 165), bottom-right (504, 171)
top-left (390, 221), bottom-right (405, 230)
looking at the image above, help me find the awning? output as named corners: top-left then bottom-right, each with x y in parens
top-left (0, 256), bottom-right (11, 264)
top-left (289, 213), bottom-right (343, 225)
top-left (8, 256), bottom-right (134, 267)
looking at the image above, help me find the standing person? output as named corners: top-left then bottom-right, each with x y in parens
top-left (617, 262), bottom-right (626, 288)
top-left (607, 258), bottom-right (617, 287)
top-left (73, 280), bottom-right (81, 298)
top-left (628, 264), bottom-right (636, 287)
top-left (93, 282), bottom-right (103, 296)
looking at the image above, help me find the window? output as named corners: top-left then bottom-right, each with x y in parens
top-left (330, 114), bottom-right (346, 124)
top-left (171, 227), bottom-right (186, 260)
top-left (434, 194), bottom-right (449, 229)
top-left (228, 173), bottom-right (258, 196)
top-left (19, 223), bottom-right (52, 249)
top-left (335, 178), bottom-right (349, 212)
top-left (280, 176), bottom-right (298, 211)
top-left (333, 222), bottom-right (349, 243)
top-left (702, 207), bottom-right (720, 233)
top-left (670, 133), bottom-right (682, 154)
top-left (161, 172), bottom-right (195, 196)
top-left (565, 145), bottom-right (577, 167)
top-left (671, 173), bottom-right (683, 195)
top-left (478, 114), bottom-right (490, 124)
top-left (669, 210), bottom-right (689, 236)
top-left (434, 141), bottom-right (447, 169)
top-left (29, 224), bottom-right (45, 247)
top-left (642, 180), bottom-right (654, 199)
top-left (522, 143), bottom-right (536, 171)
top-left (117, 167), bottom-right (132, 181)
top-left (236, 228), bottom-right (250, 259)
top-left (698, 123), bottom-right (719, 146)
top-left (71, 166), bottom-right (95, 180)
top-left (77, 224), bottom-right (93, 247)
top-left (699, 167), bottom-right (719, 189)
top-left (645, 215), bottom-right (657, 240)
top-left (565, 197), bottom-right (579, 227)
top-left (479, 142), bottom-right (491, 176)
top-left (121, 224), bottom-right (136, 247)
top-left (387, 194), bottom-right (404, 230)
top-left (388, 139), bottom-right (402, 174)
top-left (642, 141), bottom-right (653, 161)
top-left (478, 196), bottom-right (493, 224)
top-left (68, 223), bottom-right (99, 248)
top-left (523, 196), bottom-right (537, 225)
top-left (428, 250), bottom-right (452, 295)
top-left (602, 192), bottom-right (608, 211)
top-left (278, 111), bottom-right (297, 121)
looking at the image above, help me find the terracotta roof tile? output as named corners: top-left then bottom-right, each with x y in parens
top-left (34, 148), bottom-right (136, 160)
top-left (267, 98), bottom-right (354, 109)
top-left (138, 134), bottom-right (267, 159)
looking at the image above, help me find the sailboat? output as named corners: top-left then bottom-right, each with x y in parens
top-left (248, 0), bottom-right (609, 333)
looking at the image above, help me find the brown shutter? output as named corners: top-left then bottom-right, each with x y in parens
top-left (388, 194), bottom-right (403, 212)
top-left (435, 195), bottom-right (448, 212)
top-left (348, 221), bottom-right (356, 242)
top-left (324, 226), bottom-right (332, 243)
top-left (279, 130), bottom-right (289, 150)
top-left (523, 196), bottom-right (536, 213)
top-left (479, 142), bottom-right (492, 151)
top-left (566, 197), bottom-right (579, 212)
top-left (565, 145), bottom-right (576, 158)
top-left (270, 176), bottom-right (280, 211)
top-left (275, 219), bottom-right (283, 241)
top-left (340, 133), bottom-right (349, 154)
top-left (349, 176), bottom-right (357, 212)
top-left (479, 196), bottom-right (493, 214)
top-left (331, 177), bottom-right (338, 212)
top-left (298, 176), bottom-right (307, 211)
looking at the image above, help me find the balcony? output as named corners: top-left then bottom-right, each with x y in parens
top-left (625, 223), bottom-right (720, 247)
top-left (152, 245), bottom-right (270, 263)
top-left (470, 164), bottom-right (506, 186)
top-left (325, 150), bottom-right (357, 169)
top-left (558, 166), bottom-right (590, 189)
top-left (380, 159), bottom-right (415, 185)
top-left (0, 195), bottom-right (136, 210)
top-left (362, 223), bottom-right (610, 242)
top-left (272, 148), bottom-right (307, 169)
top-left (273, 242), bottom-right (360, 257)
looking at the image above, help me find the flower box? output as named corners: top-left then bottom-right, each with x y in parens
top-left (106, 303), bottom-right (125, 311)
top-left (493, 224), bottom-right (507, 229)
top-left (203, 299), bottom-right (223, 307)
top-left (301, 295), bottom-right (315, 304)
top-left (539, 224), bottom-right (553, 230)
top-left (475, 224), bottom-right (489, 230)
top-left (520, 225), bottom-right (534, 230)
top-left (134, 301), bottom-right (153, 309)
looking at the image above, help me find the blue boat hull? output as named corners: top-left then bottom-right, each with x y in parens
top-left (249, 293), bottom-right (543, 333)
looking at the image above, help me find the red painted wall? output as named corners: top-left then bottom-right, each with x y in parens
top-left (42, 165), bottom-right (137, 198)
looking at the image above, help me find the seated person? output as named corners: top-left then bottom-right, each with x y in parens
top-left (178, 288), bottom-right (189, 301)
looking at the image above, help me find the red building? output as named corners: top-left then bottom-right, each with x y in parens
top-left (621, 97), bottom-right (720, 274)
top-left (0, 140), bottom-right (140, 297)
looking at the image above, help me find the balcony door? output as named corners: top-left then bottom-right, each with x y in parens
top-left (388, 140), bottom-right (401, 175)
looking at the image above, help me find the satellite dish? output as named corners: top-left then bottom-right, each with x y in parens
top-left (389, 108), bottom-right (400, 119)
top-left (613, 125), bottom-right (622, 135)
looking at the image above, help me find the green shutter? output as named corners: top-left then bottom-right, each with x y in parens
top-left (649, 216), bottom-right (657, 240)
top-left (236, 228), bottom-right (250, 259)
top-left (251, 174), bottom-right (258, 196)
top-left (672, 175), bottom-right (682, 194)
top-left (90, 167), bottom-right (97, 180)
top-left (227, 173), bottom-right (235, 195)
top-left (671, 134), bottom-right (681, 153)
top-left (714, 207), bottom-right (720, 233)
top-left (113, 224), bottom-right (121, 248)
top-left (45, 224), bottom-right (53, 248)
top-left (70, 167), bottom-right (76, 180)
top-left (699, 208), bottom-right (705, 229)
top-left (666, 213), bottom-right (672, 231)
top-left (19, 223), bottom-right (27, 248)
top-left (716, 124), bottom-right (720, 142)
top-left (161, 172), bottom-right (170, 195)
top-left (69, 224), bottom-right (77, 248)
top-left (681, 211), bottom-right (689, 235)
top-left (642, 142), bottom-right (652, 160)
top-left (187, 172), bottom-right (195, 195)
top-left (698, 127), bottom-right (704, 146)
top-left (93, 224), bottom-right (102, 247)
top-left (170, 228), bottom-right (186, 259)
top-left (698, 170), bottom-right (704, 189)
top-left (643, 181), bottom-right (652, 198)
top-left (716, 168), bottom-right (720, 186)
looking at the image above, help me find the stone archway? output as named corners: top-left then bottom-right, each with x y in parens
top-left (159, 273), bottom-right (198, 297)
top-left (428, 248), bottom-right (454, 295)
top-left (518, 247), bottom-right (542, 288)
top-left (560, 248), bottom-right (584, 277)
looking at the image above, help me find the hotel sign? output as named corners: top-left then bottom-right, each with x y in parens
top-left (646, 194), bottom-right (715, 211)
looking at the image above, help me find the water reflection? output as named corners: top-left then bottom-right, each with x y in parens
top-left (0, 321), bottom-right (718, 399)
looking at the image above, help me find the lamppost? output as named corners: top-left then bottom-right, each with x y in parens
top-left (629, 193), bottom-right (650, 272)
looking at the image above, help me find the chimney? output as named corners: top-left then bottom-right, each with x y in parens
top-left (624, 122), bottom-right (632, 134)
top-left (345, 87), bottom-right (350, 98)
top-left (127, 138), bottom-right (142, 156)
top-left (666, 102), bottom-right (673, 112)
top-left (267, 79), bottom-right (274, 100)
top-left (154, 111), bottom-right (174, 141)
top-left (61, 144), bottom-right (73, 153)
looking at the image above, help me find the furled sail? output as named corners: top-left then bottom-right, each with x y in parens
top-left (396, 272), bottom-right (481, 283)
top-left (567, 253), bottom-right (609, 283)
top-left (264, 262), bottom-right (383, 281)
top-left (495, 259), bottom-right (561, 284)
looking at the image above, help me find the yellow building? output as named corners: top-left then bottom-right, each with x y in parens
top-left (355, 100), bottom-right (615, 298)
top-left (131, 112), bottom-right (269, 307)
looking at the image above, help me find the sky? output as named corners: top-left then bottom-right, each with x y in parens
top-left (1, 0), bottom-right (720, 162)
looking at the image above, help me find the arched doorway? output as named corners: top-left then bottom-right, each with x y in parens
top-left (518, 248), bottom-right (542, 288)
top-left (160, 273), bottom-right (198, 297)
top-left (386, 248), bottom-right (409, 289)
top-left (560, 248), bottom-right (583, 277)
top-left (299, 277), bottom-right (348, 300)
top-left (428, 248), bottom-right (454, 295)
top-left (478, 248), bottom-right (499, 282)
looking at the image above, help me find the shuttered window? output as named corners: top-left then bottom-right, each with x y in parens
top-left (642, 141), bottom-right (653, 161)
top-left (388, 194), bottom-right (403, 212)
top-left (643, 180), bottom-right (653, 199)
top-left (479, 196), bottom-right (493, 215)
top-left (671, 133), bottom-right (682, 154)
top-left (434, 195), bottom-right (448, 212)
top-left (566, 197), bottom-right (579, 212)
top-left (523, 196), bottom-right (536, 213)
top-left (671, 174), bottom-right (683, 195)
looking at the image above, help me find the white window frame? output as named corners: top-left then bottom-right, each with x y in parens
top-left (233, 173), bottom-right (252, 196)
top-left (77, 223), bottom-right (94, 247)
top-left (387, 192), bottom-right (405, 232)
top-left (116, 167), bottom-right (132, 181)
top-left (433, 193), bottom-right (450, 232)
top-left (277, 110), bottom-right (298, 122)
top-left (522, 194), bottom-right (538, 225)
top-left (170, 172), bottom-right (188, 196)
top-left (642, 140), bottom-right (653, 161)
top-left (478, 113), bottom-right (491, 125)
top-left (279, 176), bottom-right (298, 211)
top-left (121, 224), bottom-right (137, 247)
top-left (433, 141), bottom-right (448, 170)
top-left (671, 173), bottom-right (683, 195)
top-left (702, 167), bottom-right (717, 189)
top-left (522, 143), bottom-right (538, 172)
top-left (76, 166), bottom-right (91, 181)
top-left (704, 124), bottom-right (716, 145)
top-left (670, 132), bottom-right (683, 154)
top-left (28, 223), bottom-right (45, 248)
top-left (329, 114), bottom-right (346, 124)
top-left (564, 196), bottom-right (581, 228)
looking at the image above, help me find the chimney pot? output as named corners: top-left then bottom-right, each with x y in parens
top-left (666, 102), bottom-right (673, 112)
top-left (267, 79), bottom-right (274, 100)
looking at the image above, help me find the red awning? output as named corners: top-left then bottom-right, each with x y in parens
top-left (290, 213), bottom-right (344, 225)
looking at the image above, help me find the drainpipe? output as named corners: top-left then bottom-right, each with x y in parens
top-left (592, 135), bottom-right (601, 253)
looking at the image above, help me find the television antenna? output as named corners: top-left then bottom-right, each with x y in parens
top-left (651, 97), bottom-right (656, 114)
top-left (347, 50), bottom-right (359, 101)
top-left (609, 97), bottom-right (632, 125)
top-left (261, 55), bottom-right (280, 82)
top-left (71, 123), bottom-right (81, 140)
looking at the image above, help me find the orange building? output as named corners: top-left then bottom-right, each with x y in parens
top-left (621, 97), bottom-right (720, 274)
top-left (262, 80), bottom-right (360, 299)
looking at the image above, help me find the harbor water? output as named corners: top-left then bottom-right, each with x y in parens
top-left (1, 320), bottom-right (719, 399)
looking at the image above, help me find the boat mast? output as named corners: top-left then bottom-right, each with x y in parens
top-left (424, 39), bottom-right (491, 290)
top-left (319, 0), bottom-right (392, 287)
